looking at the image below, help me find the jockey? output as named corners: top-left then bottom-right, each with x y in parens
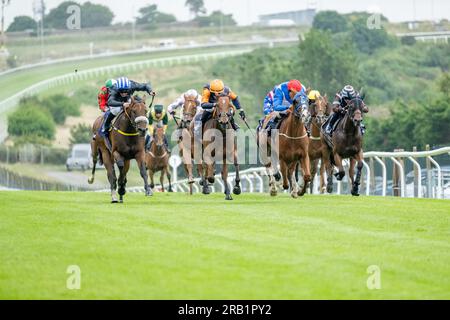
top-left (308, 90), bottom-right (321, 106)
top-left (146, 104), bottom-right (169, 152)
top-left (324, 85), bottom-right (368, 135)
top-left (97, 79), bottom-right (116, 112)
top-left (256, 87), bottom-right (275, 132)
top-left (200, 79), bottom-right (246, 131)
top-left (168, 89), bottom-right (203, 139)
top-left (265, 79), bottom-right (309, 132)
top-left (100, 77), bottom-right (153, 140)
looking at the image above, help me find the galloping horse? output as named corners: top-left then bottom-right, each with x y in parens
top-left (202, 94), bottom-right (241, 200)
top-left (304, 94), bottom-right (331, 194)
top-left (259, 99), bottom-right (311, 198)
top-left (145, 126), bottom-right (172, 192)
top-left (176, 96), bottom-right (206, 195)
top-left (321, 96), bottom-right (368, 196)
top-left (89, 96), bottom-right (151, 202)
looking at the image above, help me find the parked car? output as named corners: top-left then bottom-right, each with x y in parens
top-left (66, 144), bottom-right (92, 172)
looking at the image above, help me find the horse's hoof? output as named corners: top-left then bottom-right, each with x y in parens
top-left (233, 185), bottom-right (241, 195)
top-left (291, 191), bottom-right (298, 199)
top-left (202, 186), bottom-right (211, 195)
top-left (168, 188), bottom-right (173, 193)
top-left (111, 199), bottom-right (118, 204)
top-left (188, 177), bottom-right (195, 184)
top-left (274, 172), bottom-right (281, 181)
top-left (88, 177), bottom-right (94, 184)
top-left (150, 183), bottom-right (155, 189)
top-left (334, 171), bottom-right (345, 181)
top-left (199, 180), bottom-right (204, 187)
top-left (283, 185), bottom-right (289, 190)
top-left (270, 188), bottom-right (277, 197)
top-left (327, 185), bottom-right (333, 194)
top-left (351, 191), bottom-right (360, 196)
top-left (225, 194), bottom-right (233, 200)
top-left (207, 177), bottom-right (215, 184)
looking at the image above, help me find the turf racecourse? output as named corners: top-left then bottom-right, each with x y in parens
top-left (0, 191), bottom-right (449, 299)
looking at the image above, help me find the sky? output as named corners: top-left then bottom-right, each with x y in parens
top-left (4, 0), bottom-right (450, 28)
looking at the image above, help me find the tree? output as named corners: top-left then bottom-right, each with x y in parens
top-left (136, 4), bottom-right (176, 27)
top-left (8, 105), bottom-right (55, 141)
top-left (69, 123), bottom-right (91, 145)
top-left (80, 2), bottom-right (114, 28)
top-left (312, 11), bottom-right (348, 34)
top-left (46, 1), bottom-right (114, 29)
top-left (185, 0), bottom-right (206, 17)
top-left (298, 30), bottom-right (360, 97)
top-left (350, 17), bottom-right (394, 55)
top-left (194, 11), bottom-right (236, 28)
top-left (7, 16), bottom-right (36, 32)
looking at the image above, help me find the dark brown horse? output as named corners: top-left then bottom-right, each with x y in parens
top-left (305, 94), bottom-right (331, 194)
top-left (145, 126), bottom-right (172, 192)
top-left (202, 95), bottom-right (241, 200)
top-left (176, 95), bottom-right (205, 195)
top-left (321, 96), bottom-right (368, 196)
top-left (259, 99), bottom-right (311, 198)
top-left (89, 96), bottom-right (151, 202)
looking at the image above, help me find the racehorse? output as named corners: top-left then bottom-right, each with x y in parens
top-left (259, 98), bottom-right (311, 198)
top-left (145, 125), bottom-right (172, 192)
top-left (89, 96), bottom-right (151, 202)
top-left (302, 94), bottom-right (331, 194)
top-left (176, 95), bottom-right (206, 195)
top-left (202, 94), bottom-right (241, 200)
top-left (321, 96), bottom-right (368, 196)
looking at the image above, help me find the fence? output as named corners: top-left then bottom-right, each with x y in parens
top-left (0, 165), bottom-right (90, 191)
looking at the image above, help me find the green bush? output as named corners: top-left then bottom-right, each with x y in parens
top-left (70, 123), bottom-right (92, 145)
top-left (7, 105), bottom-right (55, 141)
top-left (40, 94), bottom-right (80, 125)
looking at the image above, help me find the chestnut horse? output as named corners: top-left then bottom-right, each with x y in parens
top-left (304, 94), bottom-right (331, 194)
top-left (145, 126), bottom-right (172, 192)
top-left (176, 96), bottom-right (207, 195)
top-left (321, 96), bottom-right (368, 196)
top-left (259, 98), bottom-right (311, 198)
top-left (202, 95), bottom-right (241, 200)
top-left (89, 96), bottom-right (151, 202)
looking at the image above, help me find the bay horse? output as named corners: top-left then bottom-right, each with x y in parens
top-left (145, 126), bottom-right (172, 192)
top-left (259, 98), bottom-right (311, 198)
top-left (321, 96), bottom-right (368, 196)
top-left (176, 95), bottom-right (206, 195)
top-left (202, 94), bottom-right (241, 200)
top-left (303, 94), bottom-right (331, 194)
top-left (89, 96), bottom-right (151, 202)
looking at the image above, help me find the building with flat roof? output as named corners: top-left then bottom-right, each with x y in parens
top-left (259, 9), bottom-right (316, 27)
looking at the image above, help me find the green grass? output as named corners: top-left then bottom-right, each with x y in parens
top-left (0, 192), bottom-right (449, 299)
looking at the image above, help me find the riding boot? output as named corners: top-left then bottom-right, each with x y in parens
top-left (325, 113), bottom-right (339, 135)
top-left (101, 110), bottom-right (114, 137)
top-left (360, 122), bottom-right (366, 135)
top-left (145, 135), bottom-right (151, 152)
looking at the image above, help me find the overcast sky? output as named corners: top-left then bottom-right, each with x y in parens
top-left (4, 0), bottom-right (450, 28)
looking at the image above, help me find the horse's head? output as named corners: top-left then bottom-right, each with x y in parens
top-left (153, 125), bottom-right (165, 148)
top-left (216, 94), bottom-right (233, 129)
top-left (181, 95), bottom-right (197, 128)
top-left (309, 94), bottom-right (330, 124)
top-left (346, 97), bottom-right (366, 127)
top-left (125, 96), bottom-right (149, 137)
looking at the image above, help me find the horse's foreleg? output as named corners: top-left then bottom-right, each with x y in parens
top-left (136, 152), bottom-right (152, 197)
top-left (280, 160), bottom-right (289, 191)
top-left (319, 160), bottom-right (326, 194)
top-left (309, 159), bottom-right (318, 194)
top-left (103, 150), bottom-right (117, 203)
top-left (288, 162), bottom-right (299, 198)
top-left (333, 152), bottom-right (345, 181)
top-left (232, 144), bottom-right (241, 195)
top-left (222, 162), bottom-right (232, 201)
top-left (322, 147), bottom-right (334, 194)
top-left (349, 158), bottom-right (356, 193)
top-left (149, 169), bottom-right (155, 189)
top-left (298, 153), bottom-right (311, 197)
top-left (166, 167), bottom-right (173, 192)
top-left (352, 151), bottom-right (364, 196)
top-left (160, 169), bottom-right (165, 193)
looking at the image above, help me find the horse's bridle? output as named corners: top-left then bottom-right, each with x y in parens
top-left (181, 98), bottom-right (197, 129)
top-left (345, 97), bottom-right (364, 126)
top-left (123, 102), bottom-right (149, 134)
